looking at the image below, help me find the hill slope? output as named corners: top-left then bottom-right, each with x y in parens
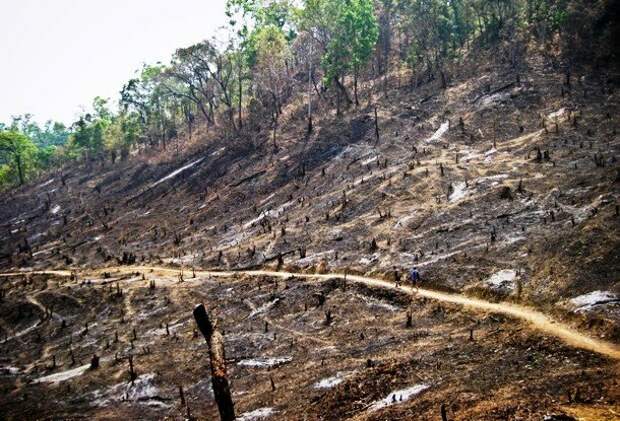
top-left (1, 47), bottom-right (619, 420)
top-left (2, 50), bottom-right (618, 312)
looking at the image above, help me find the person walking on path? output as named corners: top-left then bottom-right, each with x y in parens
top-left (393, 266), bottom-right (400, 287)
top-left (409, 267), bottom-right (420, 287)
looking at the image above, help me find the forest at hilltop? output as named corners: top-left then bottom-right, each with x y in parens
top-left (1, 0), bottom-right (618, 189)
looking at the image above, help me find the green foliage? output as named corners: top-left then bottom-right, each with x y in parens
top-left (68, 115), bottom-right (106, 158)
top-left (1, 0), bottom-right (616, 191)
top-left (0, 130), bottom-right (38, 186)
top-left (7, 114), bottom-right (70, 148)
top-left (227, 0), bottom-right (297, 35)
top-left (300, 0), bottom-right (378, 86)
top-left (35, 146), bottom-right (57, 169)
top-left (252, 23), bottom-right (292, 116)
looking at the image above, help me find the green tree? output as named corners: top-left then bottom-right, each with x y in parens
top-left (253, 24), bottom-right (292, 146)
top-left (302, 0), bottom-right (379, 111)
top-left (0, 130), bottom-right (38, 186)
top-left (7, 114), bottom-right (70, 148)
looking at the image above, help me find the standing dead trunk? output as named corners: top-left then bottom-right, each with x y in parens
top-left (311, 73), bottom-right (324, 100)
top-left (374, 106), bottom-right (380, 143)
top-left (238, 86), bottom-right (243, 131)
top-left (272, 110), bottom-right (278, 149)
top-left (336, 84), bottom-right (341, 116)
top-left (334, 76), bottom-right (352, 104)
top-left (440, 403), bottom-right (448, 421)
top-left (307, 56), bottom-right (313, 134)
top-left (193, 304), bottom-right (235, 421)
top-left (15, 154), bottom-right (24, 185)
top-left (334, 75), bottom-right (352, 116)
top-left (354, 71), bottom-right (359, 107)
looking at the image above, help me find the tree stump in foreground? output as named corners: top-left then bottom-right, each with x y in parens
top-left (193, 304), bottom-right (235, 421)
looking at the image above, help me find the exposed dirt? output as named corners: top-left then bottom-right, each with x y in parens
top-left (1, 49), bottom-right (619, 419)
top-left (1, 269), bottom-right (619, 420)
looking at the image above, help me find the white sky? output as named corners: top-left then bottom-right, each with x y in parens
top-left (0, 0), bottom-right (228, 126)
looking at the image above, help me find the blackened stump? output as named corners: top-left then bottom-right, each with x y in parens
top-left (193, 304), bottom-right (235, 421)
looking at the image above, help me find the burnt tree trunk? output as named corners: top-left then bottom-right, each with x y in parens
top-left (374, 106), bottom-right (380, 143)
top-left (193, 304), bottom-right (235, 421)
top-left (440, 403), bottom-right (448, 421)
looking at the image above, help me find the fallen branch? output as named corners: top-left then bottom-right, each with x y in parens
top-left (231, 170), bottom-right (266, 187)
top-left (472, 82), bottom-right (515, 104)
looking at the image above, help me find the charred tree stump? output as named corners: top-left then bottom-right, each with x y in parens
top-left (179, 385), bottom-right (185, 406)
top-left (193, 304), bottom-right (235, 421)
top-left (324, 309), bottom-right (333, 326)
top-left (440, 403), bottom-right (448, 421)
top-left (374, 105), bottom-right (380, 142)
top-left (128, 355), bottom-right (137, 383)
top-left (90, 354), bottom-right (100, 370)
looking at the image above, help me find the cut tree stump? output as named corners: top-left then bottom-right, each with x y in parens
top-left (193, 304), bottom-right (235, 421)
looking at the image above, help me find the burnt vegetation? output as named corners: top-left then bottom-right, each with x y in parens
top-left (1, 0), bottom-right (620, 420)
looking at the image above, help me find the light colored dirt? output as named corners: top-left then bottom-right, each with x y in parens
top-left (0, 270), bottom-right (72, 277)
top-left (5, 266), bottom-right (619, 360)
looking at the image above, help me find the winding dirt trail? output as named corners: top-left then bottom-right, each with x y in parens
top-left (0, 270), bottom-right (72, 277)
top-left (135, 266), bottom-right (620, 360)
top-left (3, 266), bottom-right (620, 360)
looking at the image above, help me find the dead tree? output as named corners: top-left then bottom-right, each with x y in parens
top-left (90, 354), bottom-right (100, 370)
top-left (440, 403), bottom-right (448, 421)
top-left (179, 385), bottom-right (185, 406)
top-left (324, 309), bottom-right (333, 326)
top-left (128, 355), bottom-right (137, 383)
top-left (193, 304), bottom-right (235, 421)
top-left (374, 105), bottom-right (380, 142)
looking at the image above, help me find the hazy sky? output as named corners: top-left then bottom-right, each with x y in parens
top-left (0, 0), bottom-right (228, 126)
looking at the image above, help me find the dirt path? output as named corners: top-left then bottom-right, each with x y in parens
top-left (242, 270), bottom-right (620, 360)
top-left (3, 266), bottom-right (620, 360)
top-left (0, 270), bottom-right (72, 277)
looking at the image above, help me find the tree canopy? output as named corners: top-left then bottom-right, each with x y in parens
top-left (0, 130), bottom-right (38, 186)
top-left (2, 0), bottom-right (616, 189)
